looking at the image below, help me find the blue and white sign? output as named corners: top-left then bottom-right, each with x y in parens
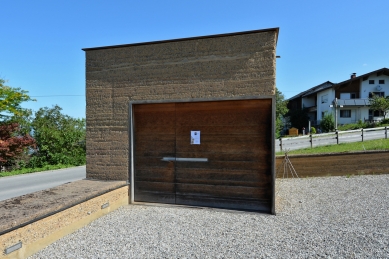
top-left (191, 131), bottom-right (200, 145)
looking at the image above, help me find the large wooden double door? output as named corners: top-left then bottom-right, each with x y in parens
top-left (133, 99), bottom-right (273, 212)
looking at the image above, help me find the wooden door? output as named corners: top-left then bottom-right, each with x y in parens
top-left (133, 99), bottom-right (273, 212)
top-left (175, 99), bottom-right (272, 212)
top-left (134, 103), bottom-right (176, 203)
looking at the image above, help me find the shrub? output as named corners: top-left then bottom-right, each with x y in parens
top-left (310, 127), bottom-right (316, 134)
top-left (320, 112), bottom-right (335, 132)
top-left (338, 123), bottom-right (360, 131)
top-left (381, 118), bottom-right (389, 125)
top-left (28, 105), bottom-right (86, 168)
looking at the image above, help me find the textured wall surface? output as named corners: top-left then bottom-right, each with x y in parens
top-left (275, 151), bottom-right (389, 178)
top-left (0, 186), bottom-right (128, 259)
top-left (85, 29), bottom-right (278, 180)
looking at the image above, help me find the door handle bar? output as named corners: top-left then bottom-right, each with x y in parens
top-left (161, 157), bottom-right (208, 162)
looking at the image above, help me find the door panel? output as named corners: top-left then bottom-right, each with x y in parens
top-left (133, 99), bottom-right (273, 212)
top-left (134, 103), bottom-right (176, 203)
top-left (174, 99), bottom-right (272, 212)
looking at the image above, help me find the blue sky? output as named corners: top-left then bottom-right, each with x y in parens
top-left (1, 0), bottom-right (388, 119)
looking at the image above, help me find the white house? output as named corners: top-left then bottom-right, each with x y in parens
top-left (288, 68), bottom-right (389, 128)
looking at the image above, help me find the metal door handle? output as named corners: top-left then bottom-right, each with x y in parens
top-left (161, 157), bottom-right (176, 162)
top-left (161, 157), bottom-right (208, 162)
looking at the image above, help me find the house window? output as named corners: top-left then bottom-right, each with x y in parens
top-left (340, 110), bottom-right (351, 118)
top-left (369, 92), bottom-right (385, 98)
top-left (340, 92), bottom-right (357, 99)
top-left (379, 80), bottom-right (385, 84)
top-left (321, 94), bottom-right (328, 103)
top-left (369, 109), bottom-right (385, 117)
top-left (369, 80), bottom-right (375, 84)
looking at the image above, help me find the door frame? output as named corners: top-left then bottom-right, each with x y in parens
top-left (129, 96), bottom-right (276, 214)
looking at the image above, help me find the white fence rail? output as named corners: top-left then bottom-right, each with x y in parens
top-left (276, 126), bottom-right (388, 152)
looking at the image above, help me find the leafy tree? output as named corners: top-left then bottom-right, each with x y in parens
top-left (0, 123), bottom-right (36, 169)
top-left (369, 95), bottom-right (389, 119)
top-left (320, 112), bottom-right (335, 132)
top-left (30, 105), bottom-right (86, 167)
top-left (275, 88), bottom-right (289, 137)
top-left (0, 79), bottom-right (35, 120)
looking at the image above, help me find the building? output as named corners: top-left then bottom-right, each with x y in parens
top-left (83, 28), bottom-right (279, 213)
top-left (288, 68), bottom-right (389, 128)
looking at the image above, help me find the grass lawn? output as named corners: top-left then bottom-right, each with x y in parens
top-left (276, 138), bottom-right (389, 156)
top-left (0, 164), bottom-right (84, 178)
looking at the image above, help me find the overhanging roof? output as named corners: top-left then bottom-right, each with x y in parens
top-left (288, 67), bottom-right (389, 101)
top-left (288, 81), bottom-right (334, 101)
top-left (335, 67), bottom-right (389, 89)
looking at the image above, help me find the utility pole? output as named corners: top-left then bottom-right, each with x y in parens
top-left (329, 98), bottom-right (343, 130)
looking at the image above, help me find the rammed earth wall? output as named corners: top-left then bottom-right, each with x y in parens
top-left (83, 28), bottom-right (279, 180)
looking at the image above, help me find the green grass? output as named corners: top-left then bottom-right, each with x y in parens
top-left (276, 138), bottom-right (389, 156)
top-left (0, 164), bottom-right (84, 178)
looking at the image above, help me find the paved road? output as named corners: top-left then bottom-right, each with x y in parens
top-left (0, 166), bottom-right (86, 202)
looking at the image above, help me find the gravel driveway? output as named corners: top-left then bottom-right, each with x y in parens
top-left (30, 175), bottom-right (389, 258)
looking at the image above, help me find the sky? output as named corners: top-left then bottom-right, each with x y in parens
top-left (1, 0), bottom-right (389, 119)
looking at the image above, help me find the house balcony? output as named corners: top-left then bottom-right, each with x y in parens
top-left (307, 106), bottom-right (317, 112)
top-left (336, 98), bottom-right (370, 106)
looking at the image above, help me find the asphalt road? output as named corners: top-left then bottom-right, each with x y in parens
top-left (0, 166), bottom-right (86, 202)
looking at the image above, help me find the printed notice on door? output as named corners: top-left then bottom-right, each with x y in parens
top-left (191, 131), bottom-right (200, 145)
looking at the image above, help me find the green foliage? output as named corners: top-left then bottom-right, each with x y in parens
top-left (288, 108), bottom-right (309, 132)
top-left (369, 95), bottom-right (389, 118)
top-left (320, 112), bottom-right (335, 132)
top-left (380, 118), bottom-right (389, 127)
top-left (276, 88), bottom-right (289, 118)
top-left (337, 123), bottom-right (361, 131)
top-left (310, 127), bottom-right (316, 134)
top-left (276, 138), bottom-right (389, 156)
top-left (338, 119), bottom-right (367, 131)
top-left (0, 79), bottom-right (35, 120)
top-left (0, 164), bottom-right (78, 177)
top-left (0, 80), bottom-right (86, 171)
top-left (337, 119), bottom-right (389, 131)
top-left (275, 88), bottom-right (289, 138)
top-left (275, 117), bottom-right (283, 139)
top-left (29, 105), bottom-right (86, 167)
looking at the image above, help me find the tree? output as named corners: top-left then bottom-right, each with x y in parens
top-left (369, 95), bottom-right (389, 119)
top-left (320, 112), bottom-right (335, 132)
top-left (0, 79), bottom-right (35, 120)
top-left (275, 88), bottom-right (289, 137)
top-left (0, 123), bottom-right (36, 169)
top-left (30, 105), bottom-right (86, 167)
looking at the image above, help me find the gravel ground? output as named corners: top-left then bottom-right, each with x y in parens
top-left (30, 175), bottom-right (389, 258)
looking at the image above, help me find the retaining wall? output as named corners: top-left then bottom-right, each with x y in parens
top-left (276, 151), bottom-right (389, 178)
top-left (0, 180), bottom-right (128, 259)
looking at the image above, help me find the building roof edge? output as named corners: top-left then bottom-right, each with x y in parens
top-left (82, 27), bottom-right (279, 51)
